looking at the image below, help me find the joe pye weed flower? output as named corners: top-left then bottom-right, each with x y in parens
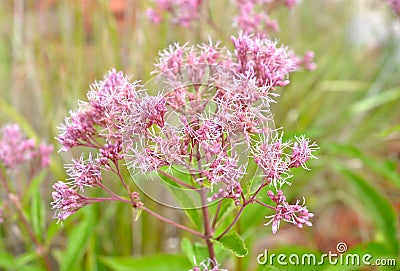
top-left (52, 31), bottom-right (317, 270)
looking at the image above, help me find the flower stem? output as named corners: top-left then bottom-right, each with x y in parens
top-left (0, 170), bottom-right (53, 271)
top-left (215, 205), bottom-right (244, 240)
top-left (157, 169), bottom-right (197, 189)
top-left (141, 206), bottom-right (205, 238)
top-left (200, 189), bottom-right (216, 267)
top-left (212, 200), bottom-right (222, 230)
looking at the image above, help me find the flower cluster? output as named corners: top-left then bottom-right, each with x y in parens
top-left (52, 33), bottom-right (317, 235)
top-left (265, 190), bottom-right (314, 234)
top-left (53, 69), bottom-right (145, 221)
top-left (0, 124), bottom-right (53, 170)
top-left (51, 181), bottom-right (88, 221)
top-left (146, 1), bottom-right (316, 72)
top-left (253, 134), bottom-right (318, 188)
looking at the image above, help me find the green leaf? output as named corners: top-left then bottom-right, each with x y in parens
top-left (249, 175), bottom-right (264, 194)
top-left (213, 200), bottom-right (236, 231)
top-left (351, 87), bottom-right (400, 114)
top-left (339, 168), bottom-right (399, 255)
top-left (181, 238), bottom-right (196, 265)
top-left (158, 171), bottom-right (202, 230)
top-left (23, 171), bottom-right (47, 204)
top-left (192, 242), bottom-right (210, 264)
top-left (100, 254), bottom-right (191, 271)
top-left (214, 232), bottom-right (248, 257)
top-left (30, 190), bottom-right (46, 242)
top-left (328, 144), bottom-right (400, 189)
top-left (0, 252), bottom-right (17, 269)
top-left (60, 208), bottom-right (96, 271)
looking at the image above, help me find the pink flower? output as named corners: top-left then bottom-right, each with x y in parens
top-left (296, 51), bottom-right (317, 71)
top-left (65, 154), bottom-right (102, 191)
top-left (0, 124), bottom-right (35, 169)
top-left (289, 135), bottom-right (318, 169)
top-left (57, 108), bottom-right (98, 151)
top-left (231, 32), bottom-right (297, 89)
top-left (253, 135), bottom-right (291, 188)
top-left (98, 140), bottom-right (124, 166)
top-left (51, 181), bottom-right (88, 221)
top-left (0, 124), bottom-right (52, 170)
top-left (265, 190), bottom-right (314, 234)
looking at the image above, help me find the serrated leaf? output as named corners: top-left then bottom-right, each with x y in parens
top-left (100, 254), bottom-right (191, 271)
top-left (215, 232), bottom-right (248, 257)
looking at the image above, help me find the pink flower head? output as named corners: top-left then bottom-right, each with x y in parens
top-left (126, 146), bottom-right (168, 174)
top-left (51, 181), bottom-right (88, 221)
top-left (57, 107), bottom-right (98, 152)
top-left (0, 124), bottom-right (35, 169)
top-left (98, 140), bottom-right (124, 166)
top-left (65, 154), bottom-right (102, 191)
top-left (231, 32), bottom-right (297, 89)
top-left (87, 69), bottom-right (142, 130)
top-left (253, 135), bottom-right (291, 188)
top-left (289, 135), bottom-right (318, 169)
top-left (265, 190), bottom-right (314, 234)
top-left (296, 51), bottom-right (317, 71)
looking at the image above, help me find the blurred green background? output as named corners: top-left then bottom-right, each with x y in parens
top-left (0, 0), bottom-right (399, 270)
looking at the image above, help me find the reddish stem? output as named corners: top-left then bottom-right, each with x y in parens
top-left (0, 171), bottom-right (53, 271)
top-left (141, 206), bottom-right (205, 239)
